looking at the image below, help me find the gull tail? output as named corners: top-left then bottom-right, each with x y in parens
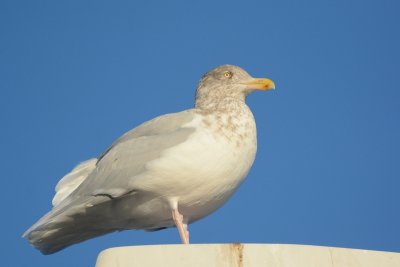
top-left (23, 195), bottom-right (117, 254)
top-left (23, 158), bottom-right (116, 254)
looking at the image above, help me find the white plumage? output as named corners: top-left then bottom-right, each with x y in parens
top-left (52, 159), bottom-right (97, 206)
top-left (23, 65), bottom-right (275, 254)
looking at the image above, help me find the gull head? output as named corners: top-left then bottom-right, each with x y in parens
top-left (195, 65), bottom-right (275, 109)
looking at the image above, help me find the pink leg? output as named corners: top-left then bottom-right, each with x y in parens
top-left (172, 209), bottom-right (190, 244)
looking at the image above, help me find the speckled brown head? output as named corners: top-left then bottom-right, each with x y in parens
top-left (195, 65), bottom-right (275, 109)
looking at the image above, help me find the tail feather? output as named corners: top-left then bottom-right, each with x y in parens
top-left (22, 158), bottom-right (107, 254)
top-left (52, 158), bottom-right (97, 206)
top-left (27, 227), bottom-right (113, 255)
top-left (23, 195), bottom-right (116, 254)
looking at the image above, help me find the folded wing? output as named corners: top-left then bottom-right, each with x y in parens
top-left (23, 110), bottom-right (196, 254)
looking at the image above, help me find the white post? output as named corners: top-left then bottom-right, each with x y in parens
top-left (96, 243), bottom-right (400, 267)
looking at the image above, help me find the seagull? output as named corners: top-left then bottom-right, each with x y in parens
top-left (23, 64), bottom-right (275, 254)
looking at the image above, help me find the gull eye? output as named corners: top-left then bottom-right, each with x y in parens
top-left (223, 71), bottom-right (233, 78)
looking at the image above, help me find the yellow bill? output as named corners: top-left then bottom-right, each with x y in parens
top-left (242, 78), bottom-right (275, 90)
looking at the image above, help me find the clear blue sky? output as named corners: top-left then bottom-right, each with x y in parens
top-left (1, 0), bottom-right (399, 266)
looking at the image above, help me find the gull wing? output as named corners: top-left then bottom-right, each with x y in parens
top-left (23, 109), bottom-right (197, 254)
top-left (71, 109), bottom-right (196, 198)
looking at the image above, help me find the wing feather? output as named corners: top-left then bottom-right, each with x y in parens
top-left (69, 110), bottom-right (196, 199)
top-left (52, 158), bottom-right (97, 206)
top-left (24, 110), bottom-right (197, 253)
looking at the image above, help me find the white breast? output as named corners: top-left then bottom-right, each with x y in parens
top-left (131, 107), bottom-right (257, 222)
